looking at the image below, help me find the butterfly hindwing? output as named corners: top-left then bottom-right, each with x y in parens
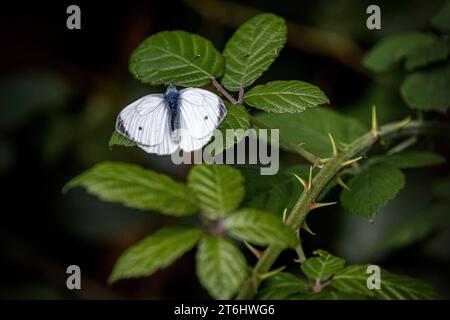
top-left (116, 94), bottom-right (167, 147)
top-left (139, 120), bottom-right (178, 155)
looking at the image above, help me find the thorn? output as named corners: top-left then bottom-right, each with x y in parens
top-left (308, 166), bottom-right (313, 190)
top-left (310, 201), bottom-right (338, 210)
top-left (244, 241), bottom-right (263, 259)
top-left (394, 116), bottom-right (411, 130)
top-left (293, 174), bottom-right (307, 189)
top-left (336, 176), bottom-right (351, 191)
top-left (258, 266), bottom-right (286, 280)
top-left (302, 221), bottom-right (316, 235)
top-left (328, 133), bottom-right (338, 156)
top-left (282, 208), bottom-right (288, 223)
top-left (371, 105), bottom-right (378, 138)
top-left (318, 157), bottom-right (332, 164)
top-left (341, 156), bottom-right (363, 167)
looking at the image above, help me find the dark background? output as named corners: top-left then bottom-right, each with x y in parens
top-left (1, 0), bottom-right (449, 299)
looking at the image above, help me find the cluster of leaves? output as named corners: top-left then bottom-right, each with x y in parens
top-left (258, 250), bottom-right (439, 300)
top-left (67, 10), bottom-right (448, 300)
top-left (65, 163), bottom-right (297, 299)
top-left (340, 150), bottom-right (445, 221)
top-left (363, 0), bottom-right (450, 112)
top-left (110, 13), bottom-right (329, 153)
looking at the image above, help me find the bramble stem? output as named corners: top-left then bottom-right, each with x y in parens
top-left (212, 79), bottom-right (238, 105)
top-left (238, 86), bottom-right (244, 104)
top-left (236, 120), bottom-right (429, 299)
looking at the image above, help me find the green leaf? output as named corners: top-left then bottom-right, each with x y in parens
top-left (224, 209), bottom-right (297, 248)
top-left (245, 80), bottom-right (329, 113)
top-left (240, 165), bottom-right (309, 214)
top-left (401, 61), bottom-right (450, 112)
top-left (64, 162), bottom-right (198, 216)
top-left (109, 131), bottom-right (136, 149)
top-left (221, 13), bottom-right (287, 91)
top-left (405, 39), bottom-right (450, 71)
top-left (109, 226), bottom-right (202, 283)
top-left (255, 108), bottom-right (367, 158)
top-left (196, 235), bottom-right (248, 299)
top-left (332, 265), bottom-right (440, 299)
top-left (208, 103), bottom-right (249, 156)
top-left (363, 32), bottom-right (436, 73)
top-left (431, 0), bottom-right (450, 32)
top-left (187, 164), bottom-right (245, 219)
top-left (129, 31), bottom-right (224, 87)
top-left (382, 150), bottom-right (445, 169)
top-left (258, 272), bottom-right (310, 299)
top-left (340, 162), bottom-right (405, 221)
top-left (300, 250), bottom-right (345, 282)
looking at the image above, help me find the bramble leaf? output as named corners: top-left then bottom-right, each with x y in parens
top-left (255, 108), bottom-right (367, 158)
top-left (245, 80), bottom-right (329, 113)
top-left (340, 162), bottom-right (405, 221)
top-left (196, 235), bottom-right (248, 299)
top-left (405, 39), bottom-right (450, 71)
top-left (188, 164), bottom-right (245, 219)
top-left (258, 272), bottom-right (310, 299)
top-left (401, 61), bottom-right (450, 112)
top-left (129, 31), bottom-right (224, 87)
top-left (300, 250), bottom-right (345, 282)
top-left (221, 13), bottom-right (287, 91)
top-left (208, 103), bottom-right (249, 156)
top-left (240, 165), bottom-right (309, 214)
top-left (109, 226), bottom-right (202, 283)
top-left (332, 265), bottom-right (440, 299)
top-left (224, 209), bottom-right (298, 248)
top-left (363, 32), bottom-right (437, 72)
top-left (109, 131), bottom-right (136, 149)
top-left (64, 162), bottom-right (198, 216)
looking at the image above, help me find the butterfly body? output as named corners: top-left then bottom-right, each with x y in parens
top-left (165, 84), bottom-right (181, 142)
top-left (116, 85), bottom-right (227, 155)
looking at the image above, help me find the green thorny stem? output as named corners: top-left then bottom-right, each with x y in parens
top-left (236, 119), bottom-right (432, 299)
top-left (211, 81), bottom-right (437, 299)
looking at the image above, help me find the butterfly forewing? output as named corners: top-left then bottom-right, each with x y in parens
top-left (116, 94), bottom-right (167, 146)
top-left (178, 88), bottom-right (227, 139)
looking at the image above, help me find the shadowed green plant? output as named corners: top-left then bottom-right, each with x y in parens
top-left (65, 10), bottom-right (450, 300)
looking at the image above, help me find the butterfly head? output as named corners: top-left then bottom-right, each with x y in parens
top-left (166, 83), bottom-right (177, 94)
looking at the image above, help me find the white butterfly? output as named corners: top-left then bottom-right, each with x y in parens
top-left (116, 84), bottom-right (227, 155)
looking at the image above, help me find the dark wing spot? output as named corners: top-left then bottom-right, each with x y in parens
top-left (217, 101), bottom-right (227, 122)
top-left (116, 116), bottom-right (131, 138)
top-left (204, 116), bottom-right (208, 120)
top-left (139, 126), bottom-right (143, 131)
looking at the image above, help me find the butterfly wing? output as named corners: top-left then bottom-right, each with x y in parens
top-left (178, 88), bottom-right (227, 140)
top-left (138, 118), bottom-right (179, 155)
top-left (179, 130), bottom-right (214, 152)
top-left (116, 94), bottom-right (168, 147)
